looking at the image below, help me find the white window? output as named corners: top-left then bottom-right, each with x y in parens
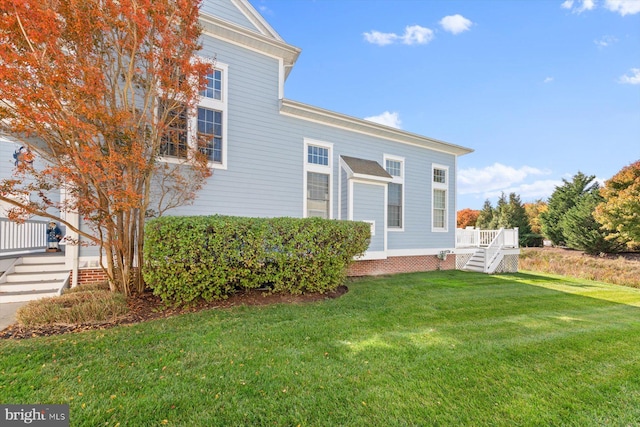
top-left (304, 139), bottom-right (333, 218)
top-left (432, 164), bottom-right (449, 232)
top-left (433, 167), bottom-right (447, 185)
top-left (159, 62), bottom-right (228, 169)
top-left (201, 69), bottom-right (222, 100)
top-left (384, 155), bottom-right (404, 230)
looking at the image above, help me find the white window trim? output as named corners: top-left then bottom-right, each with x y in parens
top-left (303, 138), bottom-right (333, 219)
top-left (432, 163), bottom-right (449, 232)
top-left (158, 60), bottom-right (228, 170)
top-left (384, 154), bottom-right (405, 232)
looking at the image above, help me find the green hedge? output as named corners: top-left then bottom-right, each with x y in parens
top-left (143, 216), bottom-right (371, 305)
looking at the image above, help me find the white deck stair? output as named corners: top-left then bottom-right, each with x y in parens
top-left (0, 255), bottom-right (69, 303)
top-left (463, 249), bottom-right (486, 273)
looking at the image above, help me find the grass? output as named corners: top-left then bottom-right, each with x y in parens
top-left (520, 247), bottom-right (640, 288)
top-left (2, 270), bottom-right (640, 426)
top-left (15, 282), bottom-right (128, 326)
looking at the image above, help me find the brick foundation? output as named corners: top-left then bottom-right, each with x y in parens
top-left (74, 268), bottom-right (109, 285)
top-left (347, 254), bottom-right (456, 276)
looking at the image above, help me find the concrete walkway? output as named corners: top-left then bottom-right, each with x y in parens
top-left (0, 302), bottom-right (26, 330)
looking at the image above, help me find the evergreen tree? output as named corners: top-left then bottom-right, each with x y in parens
top-left (540, 172), bottom-right (598, 246)
top-left (508, 193), bottom-right (532, 240)
top-left (561, 191), bottom-right (625, 254)
top-left (475, 199), bottom-right (494, 229)
top-left (492, 193), bottom-right (509, 229)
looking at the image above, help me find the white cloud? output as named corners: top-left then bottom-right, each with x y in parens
top-left (604, 0), bottom-right (640, 15)
top-left (439, 14), bottom-right (473, 35)
top-left (563, 0), bottom-right (640, 15)
top-left (619, 68), bottom-right (640, 84)
top-left (544, 77), bottom-right (554, 83)
top-left (594, 35), bottom-right (618, 47)
top-left (363, 31), bottom-right (398, 46)
top-left (363, 25), bottom-right (434, 46)
top-left (561, 0), bottom-right (595, 13)
top-left (364, 111), bottom-right (402, 129)
top-left (402, 25), bottom-right (434, 45)
top-left (458, 163), bottom-right (551, 196)
top-left (561, 0), bottom-right (574, 9)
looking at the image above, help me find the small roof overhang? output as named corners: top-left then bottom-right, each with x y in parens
top-left (341, 156), bottom-right (393, 183)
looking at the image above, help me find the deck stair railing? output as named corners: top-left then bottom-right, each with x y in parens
top-left (484, 228), bottom-right (505, 273)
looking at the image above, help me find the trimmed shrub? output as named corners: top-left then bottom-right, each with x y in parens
top-left (143, 216), bottom-right (371, 305)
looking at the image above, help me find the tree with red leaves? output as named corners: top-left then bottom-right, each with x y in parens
top-left (595, 160), bottom-right (640, 249)
top-left (456, 208), bottom-right (480, 229)
top-left (0, 0), bottom-right (211, 294)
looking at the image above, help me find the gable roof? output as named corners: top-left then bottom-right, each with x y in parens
top-left (230, 0), bottom-right (284, 41)
top-left (199, 1), bottom-right (301, 78)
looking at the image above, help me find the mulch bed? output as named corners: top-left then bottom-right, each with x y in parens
top-left (0, 285), bottom-right (348, 340)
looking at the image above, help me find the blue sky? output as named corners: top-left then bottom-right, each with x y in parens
top-left (250, 0), bottom-right (640, 210)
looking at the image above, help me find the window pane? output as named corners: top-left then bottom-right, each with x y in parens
top-left (197, 106), bottom-right (223, 163)
top-left (307, 172), bottom-right (329, 218)
top-left (307, 145), bottom-right (329, 166)
top-left (433, 189), bottom-right (446, 229)
top-left (386, 160), bottom-right (401, 177)
top-left (388, 183), bottom-right (402, 228)
top-left (200, 69), bottom-right (222, 100)
top-left (434, 168), bottom-right (446, 184)
top-left (160, 101), bottom-right (188, 158)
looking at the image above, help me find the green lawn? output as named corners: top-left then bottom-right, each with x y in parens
top-left (2, 271), bottom-right (640, 426)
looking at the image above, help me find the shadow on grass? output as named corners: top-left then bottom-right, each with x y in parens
top-left (492, 271), bottom-right (640, 309)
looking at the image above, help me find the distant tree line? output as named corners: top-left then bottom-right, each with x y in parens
top-left (457, 160), bottom-right (640, 254)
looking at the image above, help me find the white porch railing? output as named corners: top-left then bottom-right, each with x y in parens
top-left (0, 218), bottom-right (49, 256)
top-left (456, 227), bottom-right (519, 248)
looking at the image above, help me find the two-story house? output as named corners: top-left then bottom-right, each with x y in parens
top-left (2, 0), bottom-right (519, 303)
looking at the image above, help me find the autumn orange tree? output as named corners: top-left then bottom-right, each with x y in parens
top-left (524, 200), bottom-right (547, 235)
top-left (0, 0), bottom-right (211, 294)
top-left (594, 160), bottom-right (640, 249)
top-left (456, 208), bottom-right (480, 228)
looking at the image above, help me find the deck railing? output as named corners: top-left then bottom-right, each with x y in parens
top-left (456, 227), bottom-right (519, 248)
top-left (0, 218), bottom-right (49, 255)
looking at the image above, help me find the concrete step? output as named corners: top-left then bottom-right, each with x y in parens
top-left (5, 271), bottom-right (69, 283)
top-left (463, 265), bottom-right (484, 273)
top-left (20, 255), bottom-right (65, 265)
top-left (0, 288), bottom-right (60, 303)
top-left (14, 262), bottom-right (67, 273)
top-left (0, 279), bottom-right (67, 293)
top-left (0, 255), bottom-right (69, 304)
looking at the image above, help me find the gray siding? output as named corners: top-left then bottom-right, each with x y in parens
top-left (0, 140), bottom-right (16, 215)
top-left (0, 140), bottom-right (61, 220)
top-left (201, 0), bottom-right (258, 33)
top-left (168, 37), bottom-right (303, 218)
top-left (352, 183), bottom-right (385, 252)
top-left (0, 139), bottom-right (16, 183)
top-left (340, 168), bottom-right (348, 220)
